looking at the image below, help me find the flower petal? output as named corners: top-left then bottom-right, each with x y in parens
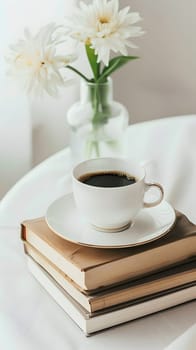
top-left (7, 23), bottom-right (76, 97)
top-left (65, 0), bottom-right (144, 66)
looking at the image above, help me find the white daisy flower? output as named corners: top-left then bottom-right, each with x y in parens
top-left (65, 0), bottom-right (144, 66)
top-left (7, 23), bottom-right (77, 97)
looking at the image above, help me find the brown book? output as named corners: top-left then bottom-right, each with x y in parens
top-left (27, 256), bottom-right (196, 335)
top-left (21, 212), bottom-right (196, 291)
top-left (24, 242), bottom-right (196, 313)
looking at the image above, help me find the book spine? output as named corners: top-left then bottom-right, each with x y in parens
top-left (21, 223), bottom-right (27, 241)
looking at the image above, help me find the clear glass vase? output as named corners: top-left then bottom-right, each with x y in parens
top-left (67, 78), bottom-right (129, 163)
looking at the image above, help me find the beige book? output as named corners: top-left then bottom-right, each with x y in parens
top-left (24, 242), bottom-right (196, 312)
top-left (21, 212), bottom-right (196, 291)
top-left (27, 257), bottom-right (196, 336)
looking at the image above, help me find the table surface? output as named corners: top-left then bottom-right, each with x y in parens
top-left (1, 116), bottom-right (196, 349)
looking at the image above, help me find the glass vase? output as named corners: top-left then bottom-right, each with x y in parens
top-left (67, 78), bottom-right (129, 164)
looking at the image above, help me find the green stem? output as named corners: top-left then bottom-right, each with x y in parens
top-left (92, 85), bottom-right (101, 157)
top-left (94, 140), bottom-right (100, 157)
top-left (93, 83), bottom-right (99, 124)
top-left (85, 45), bottom-right (100, 81)
top-left (66, 65), bottom-right (91, 82)
top-left (85, 139), bottom-right (100, 158)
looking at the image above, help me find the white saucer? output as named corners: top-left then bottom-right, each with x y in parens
top-left (45, 193), bottom-right (176, 249)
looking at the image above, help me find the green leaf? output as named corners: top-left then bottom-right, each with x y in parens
top-left (97, 56), bottom-right (139, 82)
top-left (85, 44), bottom-right (100, 80)
top-left (66, 65), bottom-right (91, 82)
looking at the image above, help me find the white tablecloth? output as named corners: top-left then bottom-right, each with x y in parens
top-left (0, 116), bottom-right (196, 349)
top-left (165, 324), bottom-right (196, 350)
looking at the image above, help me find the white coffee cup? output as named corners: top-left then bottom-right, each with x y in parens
top-left (72, 157), bottom-right (164, 233)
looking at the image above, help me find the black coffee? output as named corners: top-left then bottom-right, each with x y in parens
top-left (78, 171), bottom-right (136, 188)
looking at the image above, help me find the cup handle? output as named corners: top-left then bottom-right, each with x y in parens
top-left (143, 182), bottom-right (164, 208)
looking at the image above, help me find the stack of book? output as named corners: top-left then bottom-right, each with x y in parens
top-left (21, 211), bottom-right (196, 335)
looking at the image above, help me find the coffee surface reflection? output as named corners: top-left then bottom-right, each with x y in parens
top-left (78, 171), bottom-right (136, 188)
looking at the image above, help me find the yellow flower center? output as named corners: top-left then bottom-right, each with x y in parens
top-left (85, 38), bottom-right (91, 45)
top-left (99, 16), bottom-right (110, 24)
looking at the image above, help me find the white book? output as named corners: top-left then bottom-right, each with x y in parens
top-left (27, 256), bottom-right (196, 336)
